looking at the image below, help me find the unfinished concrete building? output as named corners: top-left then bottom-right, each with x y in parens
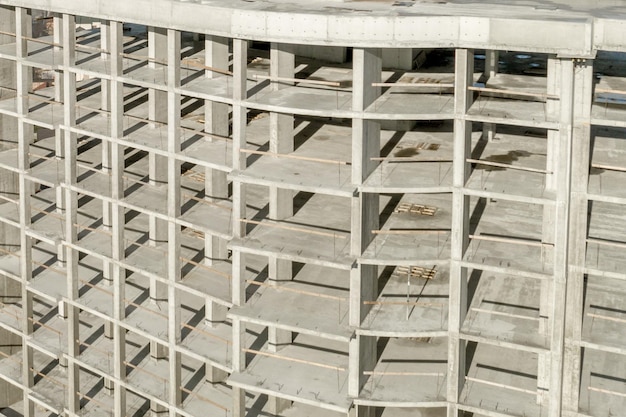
top-left (0, 1), bottom-right (625, 417)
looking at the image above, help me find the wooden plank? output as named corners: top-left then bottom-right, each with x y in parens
top-left (469, 234), bottom-right (552, 248)
top-left (242, 348), bottom-right (346, 371)
top-left (240, 148), bottom-right (349, 165)
top-left (467, 158), bottom-right (550, 174)
top-left (253, 74), bottom-right (341, 87)
top-left (240, 218), bottom-right (348, 239)
top-left (469, 86), bottom-right (558, 100)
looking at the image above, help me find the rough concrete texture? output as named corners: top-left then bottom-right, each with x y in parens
top-left (0, 3), bottom-right (623, 417)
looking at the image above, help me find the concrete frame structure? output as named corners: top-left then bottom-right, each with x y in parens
top-left (0, 1), bottom-right (624, 417)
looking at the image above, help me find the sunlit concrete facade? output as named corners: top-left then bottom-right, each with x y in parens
top-left (0, 2), bottom-right (624, 417)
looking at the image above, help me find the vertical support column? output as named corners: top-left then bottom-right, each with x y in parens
top-left (482, 50), bottom-right (498, 142)
top-left (203, 36), bottom-right (230, 345)
top-left (231, 38), bottom-right (248, 417)
top-left (100, 20), bottom-right (113, 283)
top-left (231, 38), bottom-right (248, 307)
top-left (61, 13), bottom-right (81, 415)
top-left (267, 43), bottom-right (295, 355)
top-left (53, 13), bottom-right (65, 245)
top-left (348, 48), bottom-right (381, 403)
top-left (447, 48), bottom-right (474, 417)
top-left (485, 50), bottom-right (499, 79)
top-left (148, 27), bottom-right (168, 303)
top-left (15, 7), bottom-right (34, 417)
top-left (548, 58), bottom-right (575, 417)
top-left (204, 35), bottom-right (229, 265)
top-left (268, 42), bottom-right (294, 283)
top-left (537, 56), bottom-right (561, 396)
top-left (166, 28), bottom-right (182, 417)
top-left (562, 59), bottom-right (592, 415)
top-left (109, 20), bottom-right (127, 417)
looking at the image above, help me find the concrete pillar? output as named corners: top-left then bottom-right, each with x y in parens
top-left (230, 40), bottom-right (248, 417)
top-left (150, 340), bottom-right (167, 359)
top-left (204, 36), bottom-right (230, 265)
top-left (381, 48), bottom-right (422, 70)
top-left (110, 20), bottom-right (127, 417)
top-left (231, 39), bottom-right (248, 309)
top-left (292, 45), bottom-right (347, 64)
top-left (233, 387), bottom-right (246, 417)
top-left (54, 15), bottom-right (65, 270)
top-left (0, 6), bottom-right (18, 151)
top-left (267, 395), bottom-right (292, 416)
top-left (232, 319), bottom-right (247, 417)
top-left (101, 20), bottom-right (113, 284)
top-left (205, 364), bottom-right (228, 384)
top-left (348, 335), bottom-right (377, 398)
top-left (350, 48), bottom-right (381, 327)
top-left (166, 29), bottom-right (183, 416)
top-left (103, 319), bottom-right (114, 339)
top-left (540, 57), bottom-right (562, 343)
top-left (61, 12), bottom-right (82, 415)
top-left (485, 50), bottom-right (499, 79)
top-left (348, 48), bottom-right (381, 399)
top-left (562, 59), bottom-right (593, 415)
top-left (266, 43), bottom-right (296, 352)
top-left (355, 405), bottom-right (375, 417)
top-left (104, 377), bottom-right (114, 394)
top-left (268, 327), bottom-right (291, 352)
top-left (205, 299), bottom-right (227, 327)
top-left (268, 42), bottom-right (295, 285)
top-left (547, 57), bottom-right (576, 417)
top-left (148, 27), bottom-right (169, 302)
top-left (447, 48), bottom-right (474, 417)
top-left (482, 50), bottom-right (498, 142)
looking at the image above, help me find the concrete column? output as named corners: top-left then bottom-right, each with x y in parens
top-left (547, 58), bottom-right (576, 417)
top-left (381, 48), bottom-right (421, 70)
top-left (110, 20), bottom-right (127, 417)
top-left (16, 6), bottom-right (32, 295)
top-left (148, 26), bottom-right (169, 256)
top-left (150, 340), bottom-right (167, 360)
top-left (103, 319), bottom-right (114, 339)
top-left (348, 48), bottom-right (381, 399)
top-left (54, 13), bottom-right (65, 269)
top-left (539, 57), bottom-right (562, 342)
top-left (447, 48), bottom-right (474, 417)
top-left (537, 57), bottom-right (562, 395)
top-left (231, 39), bottom-right (248, 308)
top-left (348, 335), bottom-right (377, 398)
top-left (14, 7), bottom-right (34, 417)
top-left (268, 42), bottom-right (295, 285)
top-left (562, 59), bottom-right (593, 415)
top-left (204, 36), bottom-right (229, 265)
top-left (166, 29), bottom-right (183, 417)
top-left (233, 387), bottom-right (246, 417)
top-left (267, 395), bottom-right (292, 416)
top-left (100, 20), bottom-right (113, 284)
top-left (148, 26), bottom-right (168, 239)
top-left (61, 13), bottom-right (81, 415)
top-left (205, 364), bottom-right (227, 384)
top-left (268, 327), bottom-right (291, 353)
top-left (148, 27), bottom-right (169, 301)
top-left (232, 319), bottom-right (247, 417)
top-left (349, 48), bottom-right (381, 327)
top-left (205, 298), bottom-right (227, 327)
top-left (482, 50), bottom-right (498, 142)
top-left (485, 50), bottom-right (499, 79)
top-left (267, 43), bottom-right (296, 352)
top-left (0, 6), bottom-right (18, 149)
